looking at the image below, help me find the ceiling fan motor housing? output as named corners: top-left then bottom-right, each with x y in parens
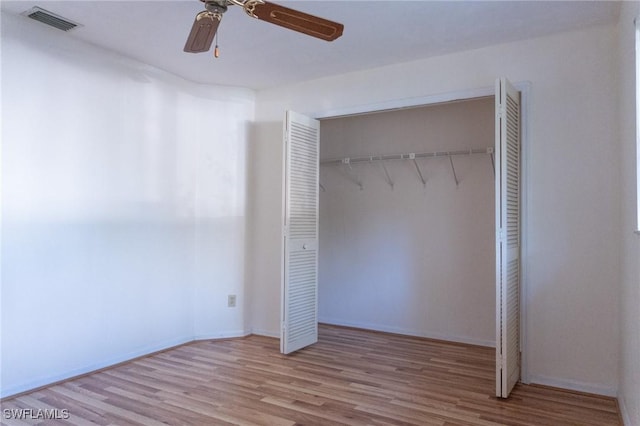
top-left (203, 0), bottom-right (228, 14)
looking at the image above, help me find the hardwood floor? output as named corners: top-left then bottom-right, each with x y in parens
top-left (1, 325), bottom-right (621, 425)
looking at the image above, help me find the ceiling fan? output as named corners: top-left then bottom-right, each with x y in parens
top-left (184, 0), bottom-right (344, 55)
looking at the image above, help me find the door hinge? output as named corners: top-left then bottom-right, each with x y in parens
top-left (283, 225), bottom-right (289, 237)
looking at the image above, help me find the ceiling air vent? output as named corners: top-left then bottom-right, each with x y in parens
top-left (22, 7), bottom-right (81, 32)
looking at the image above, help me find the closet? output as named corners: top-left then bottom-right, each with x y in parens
top-left (281, 78), bottom-right (522, 399)
top-left (317, 97), bottom-right (496, 347)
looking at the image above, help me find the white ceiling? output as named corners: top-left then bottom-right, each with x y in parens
top-left (1, 1), bottom-right (621, 90)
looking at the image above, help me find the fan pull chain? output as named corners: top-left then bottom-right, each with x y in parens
top-left (214, 31), bottom-right (220, 58)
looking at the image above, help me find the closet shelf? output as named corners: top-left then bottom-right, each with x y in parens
top-left (319, 147), bottom-right (494, 189)
top-left (320, 147), bottom-right (493, 166)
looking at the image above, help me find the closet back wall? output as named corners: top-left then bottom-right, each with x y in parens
top-left (318, 98), bottom-right (495, 346)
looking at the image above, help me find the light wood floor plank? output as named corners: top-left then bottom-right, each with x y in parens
top-left (0, 325), bottom-right (621, 425)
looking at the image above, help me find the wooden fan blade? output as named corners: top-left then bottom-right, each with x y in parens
top-left (184, 12), bottom-right (221, 53)
top-left (251, 1), bottom-right (343, 42)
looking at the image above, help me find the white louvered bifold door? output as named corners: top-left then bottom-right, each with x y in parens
top-left (495, 78), bottom-right (521, 398)
top-left (281, 111), bottom-right (320, 355)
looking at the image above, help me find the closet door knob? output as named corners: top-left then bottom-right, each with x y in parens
top-left (302, 244), bottom-right (307, 250)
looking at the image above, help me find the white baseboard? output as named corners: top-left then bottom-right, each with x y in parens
top-left (250, 328), bottom-right (279, 338)
top-left (0, 331), bottom-right (261, 399)
top-left (618, 394), bottom-right (632, 426)
top-left (0, 335), bottom-right (193, 399)
top-left (528, 374), bottom-right (617, 398)
top-left (318, 317), bottom-right (495, 348)
top-left (193, 329), bottom-right (251, 340)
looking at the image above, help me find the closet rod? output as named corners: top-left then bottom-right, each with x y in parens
top-left (320, 147), bottom-right (493, 166)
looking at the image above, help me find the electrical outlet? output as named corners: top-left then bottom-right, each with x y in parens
top-left (227, 294), bottom-right (237, 308)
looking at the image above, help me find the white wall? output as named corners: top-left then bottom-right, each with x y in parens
top-left (617, 2), bottom-right (640, 425)
top-left (318, 99), bottom-right (495, 346)
top-left (0, 12), bottom-right (254, 397)
top-left (250, 23), bottom-right (621, 396)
